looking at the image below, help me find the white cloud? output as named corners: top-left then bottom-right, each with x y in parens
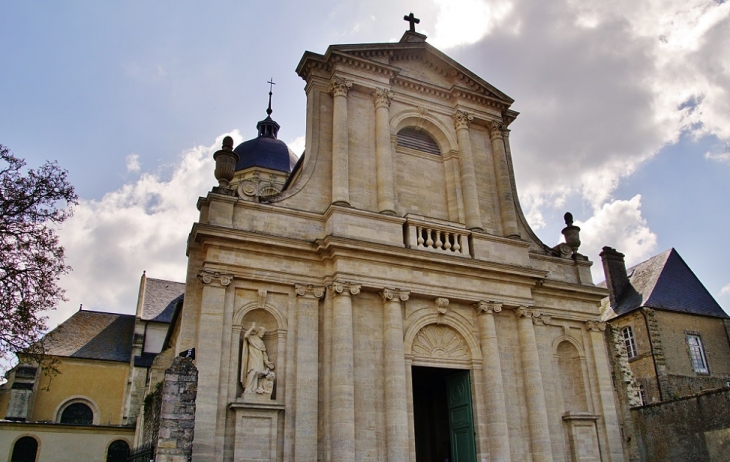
top-left (574, 195), bottom-right (658, 282)
top-left (430, 0), bottom-right (514, 49)
top-left (125, 153), bottom-right (141, 172)
top-left (48, 131), bottom-right (242, 329)
top-left (720, 284), bottom-right (730, 297)
top-left (287, 135), bottom-right (305, 157)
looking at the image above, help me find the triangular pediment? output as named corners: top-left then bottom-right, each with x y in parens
top-left (296, 39), bottom-right (514, 110)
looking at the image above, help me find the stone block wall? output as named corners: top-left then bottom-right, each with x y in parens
top-left (632, 388), bottom-right (730, 461)
top-left (156, 356), bottom-right (198, 462)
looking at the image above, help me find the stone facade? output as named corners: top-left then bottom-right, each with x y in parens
top-left (175, 30), bottom-right (624, 462)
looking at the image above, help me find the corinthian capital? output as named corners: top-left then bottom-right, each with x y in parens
top-left (488, 120), bottom-right (505, 140)
top-left (452, 110), bottom-right (473, 131)
top-left (475, 301), bottom-right (502, 314)
top-left (295, 284), bottom-right (325, 299)
top-left (328, 281), bottom-right (361, 297)
top-left (373, 87), bottom-right (394, 109)
top-left (330, 77), bottom-right (353, 97)
top-left (380, 288), bottom-right (410, 302)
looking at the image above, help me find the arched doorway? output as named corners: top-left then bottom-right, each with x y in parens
top-left (412, 366), bottom-right (476, 462)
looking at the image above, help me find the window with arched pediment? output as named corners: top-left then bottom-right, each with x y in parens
top-left (59, 401), bottom-right (94, 424)
top-left (11, 436), bottom-right (38, 462)
top-left (396, 127), bottom-right (441, 155)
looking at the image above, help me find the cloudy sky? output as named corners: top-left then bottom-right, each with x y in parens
top-left (1, 0), bottom-right (728, 330)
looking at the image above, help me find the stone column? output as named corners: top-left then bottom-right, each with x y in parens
top-left (515, 306), bottom-right (553, 462)
top-left (330, 77), bottom-right (352, 206)
top-left (488, 122), bottom-right (519, 238)
top-left (294, 284), bottom-right (325, 462)
top-left (381, 288), bottom-right (410, 462)
top-left (329, 281), bottom-right (361, 461)
top-left (191, 271), bottom-right (232, 461)
top-left (453, 110), bottom-right (483, 230)
top-left (373, 88), bottom-right (396, 214)
top-left (475, 301), bottom-right (511, 462)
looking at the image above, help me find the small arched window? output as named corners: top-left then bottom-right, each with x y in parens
top-left (396, 127), bottom-right (441, 155)
top-left (11, 436), bottom-right (38, 462)
top-left (60, 402), bottom-right (94, 424)
top-left (106, 440), bottom-right (130, 462)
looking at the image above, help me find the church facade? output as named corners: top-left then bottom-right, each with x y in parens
top-left (177, 27), bottom-right (624, 462)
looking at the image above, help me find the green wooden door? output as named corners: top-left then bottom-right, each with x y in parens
top-left (445, 370), bottom-right (477, 462)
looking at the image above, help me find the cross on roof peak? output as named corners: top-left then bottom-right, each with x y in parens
top-left (266, 78), bottom-right (276, 116)
top-left (404, 12), bottom-right (420, 33)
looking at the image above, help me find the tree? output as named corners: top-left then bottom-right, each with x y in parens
top-left (0, 144), bottom-right (78, 366)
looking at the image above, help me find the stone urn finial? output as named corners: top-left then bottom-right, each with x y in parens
top-left (213, 136), bottom-right (239, 188)
top-left (561, 212), bottom-right (581, 257)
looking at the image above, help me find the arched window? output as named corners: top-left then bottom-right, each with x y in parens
top-left (11, 436), bottom-right (38, 462)
top-left (396, 127), bottom-right (441, 155)
top-left (60, 402), bottom-right (94, 424)
top-left (106, 440), bottom-right (130, 462)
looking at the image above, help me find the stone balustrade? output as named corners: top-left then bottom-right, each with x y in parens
top-left (404, 217), bottom-right (471, 257)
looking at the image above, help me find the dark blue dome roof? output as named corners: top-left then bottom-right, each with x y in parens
top-left (234, 136), bottom-right (298, 172)
top-left (234, 114), bottom-right (298, 173)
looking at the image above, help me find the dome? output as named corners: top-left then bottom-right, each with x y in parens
top-left (234, 85), bottom-right (298, 173)
top-left (234, 130), bottom-right (298, 172)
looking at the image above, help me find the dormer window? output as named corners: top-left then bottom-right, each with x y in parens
top-left (396, 127), bottom-right (440, 155)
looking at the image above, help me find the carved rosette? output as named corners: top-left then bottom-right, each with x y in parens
top-left (199, 270), bottom-right (233, 286)
top-left (488, 120), bottom-right (505, 140)
top-left (329, 77), bottom-right (353, 98)
top-left (373, 88), bottom-right (394, 109)
top-left (380, 288), bottom-right (410, 302)
top-left (452, 110), bottom-right (473, 131)
top-left (412, 325), bottom-right (469, 360)
top-left (475, 300), bottom-right (502, 315)
top-left (327, 281), bottom-right (361, 297)
top-left (295, 284), bottom-right (325, 299)
top-left (585, 320), bottom-right (606, 332)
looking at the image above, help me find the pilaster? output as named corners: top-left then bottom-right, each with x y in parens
top-left (381, 288), bottom-right (410, 462)
top-left (475, 301), bottom-right (511, 462)
top-left (330, 77), bottom-right (352, 206)
top-left (328, 281), bottom-right (361, 461)
top-left (373, 88), bottom-right (396, 214)
top-left (488, 121), bottom-right (519, 238)
top-left (294, 284), bottom-right (325, 462)
top-left (453, 110), bottom-right (483, 230)
top-left (515, 306), bottom-right (553, 462)
top-left (585, 321), bottom-right (625, 461)
top-left (192, 270), bottom-right (232, 461)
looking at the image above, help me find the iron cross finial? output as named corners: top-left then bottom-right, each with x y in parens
top-left (266, 78), bottom-right (276, 116)
top-left (404, 12), bottom-right (420, 32)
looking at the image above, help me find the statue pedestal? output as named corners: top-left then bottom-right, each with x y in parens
top-left (230, 401), bottom-right (285, 462)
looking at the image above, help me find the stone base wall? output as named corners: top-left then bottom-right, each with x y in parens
top-left (632, 387), bottom-right (730, 461)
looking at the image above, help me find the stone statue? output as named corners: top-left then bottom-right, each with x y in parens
top-left (240, 323), bottom-right (275, 396)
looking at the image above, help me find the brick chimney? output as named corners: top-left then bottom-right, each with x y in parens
top-left (600, 246), bottom-right (629, 308)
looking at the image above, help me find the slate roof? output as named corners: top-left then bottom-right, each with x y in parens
top-left (612, 248), bottom-right (728, 318)
top-left (43, 311), bottom-right (135, 362)
top-left (141, 278), bottom-right (185, 323)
